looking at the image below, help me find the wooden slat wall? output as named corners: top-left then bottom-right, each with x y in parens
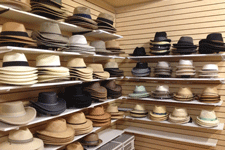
top-left (115, 0), bottom-right (225, 150)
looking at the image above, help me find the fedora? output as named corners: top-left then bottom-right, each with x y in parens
top-left (196, 110), bottom-right (219, 127)
top-left (174, 87), bottom-right (194, 101)
top-left (199, 64), bottom-right (219, 78)
top-left (106, 104), bottom-right (124, 116)
top-left (81, 132), bottom-right (102, 146)
top-left (0, 101), bottom-right (36, 125)
top-left (129, 47), bottom-right (149, 56)
top-left (105, 40), bottom-right (123, 51)
top-left (154, 61), bottom-right (172, 77)
top-left (197, 87), bottom-right (220, 103)
top-left (86, 106), bottom-right (111, 120)
top-left (132, 62), bottom-right (151, 77)
top-left (130, 104), bottom-right (148, 118)
top-left (104, 60), bottom-right (124, 77)
top-left (152, 85), bottom-right (171, 99)
top-left (173, 36), bottom-right (197, 54)
top-left (0, 0), bottom-right (31, 11)
top-left (151, 32), bottom-right (171, 42)
top-left (66, 142), bottom-right (85, 150)
top-left (83, 82), bottom-right (107, 101)
top-left (0, 128), bottom-right (44, 150)
top-left (90, 40), bottom-right (116, 54)
top-left (96, 13), bottom-right (114, 26)
top-left (149, 105), bottom-right (168, 121)
top-left (88, 64), bottom-right (110, 79)
top-left (176, 60), bottom-right (195, 77)
top-left (169, 108), bottom-right (190, 124)
top-left (102, 80), bottom-right (122, 99)
top-left (128, 85), bottom-right (149, 98)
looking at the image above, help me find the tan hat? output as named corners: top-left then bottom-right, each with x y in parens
top-left (0, 101), bottom-right (36, 125)
top-left (90, 40), bottom-right (116, 54)
top-left (0, 0), bottom-right (31, 11)
top-left (196, 110), bottom-right (219, 127)
top-left (88, 64), bottom-right (110, 79)
top-left (67, 58), bottom-right (93, 74)
top-left (104, 61), bottom-right (119, 69)
top-left (105, 40), bottom-right (122, 50)
top-left (149, 105), bottom-right (168, 120)
top-left (174, 87), bottom-right (193, 99)
top-left (0, 128), bottom-right (44, 150)
top-left (66, 142), bottom-right (84, 150)
top-left (96, 13), bottom-right (114, 26)
top-left (130, 104), bottom-right (148, 118)
top-left (106, 104), bottom-right (124, 116)
top-left (202, 87), bottom-right (218, 96)
top-left (86, 106), bottom-right (111, 120)
top-left (169, 108), bottom-right (190, 124)
top-left (81, 132), bottom-right (102, 146)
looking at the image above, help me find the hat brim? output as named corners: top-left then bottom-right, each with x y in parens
top-left (0, 35), bottom-right (35, 43)
top-left (0, 1), bottom-right (31, 11)
top-left (0, 76), bottom-right (37, 82)
top-left (67, 119), bottom-right (92, 130)
top-left (0, 107), bottom-right (36, 125)
top-left (81, 139), bottom-right (103, 146)
top-left (37, 67), bottom-right (69, 72)
top-left (149, 111), bottom-right (168, 118)
top-left (0, 66), bottom-right (37, 72)
top-left (86, 112), bottom-right (111, 120)
top-left (66, 15), bottom-right (97, 25)
top-left (0, 80), bottom-right (38, 85)
top-left (37, 126), bottom-right (75, 138)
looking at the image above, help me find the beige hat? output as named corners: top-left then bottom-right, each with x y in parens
top-left (196, 110), bottom-right (219, 127)
top-left (90, 40), bottom-right (116, 54)
top-left (106, 104), bottom-right (124, 116)
top-left (88, 64), bottom-right (110, 79)
top-left (0, 0), bottom-right (31, 11)
top-left (104, 61), bottom-right (119, 69)
top-left (67, 58), bottom-right (93, 74)
top-left (0, 128), bottom-right (44, 150)
top-left (130, 104), bottom-right (148, 118)
top-left (66, 142), bottom-right (84, 150)
top-left (0, 101), bottom-right (36, 125)
top-left (174, 87), bottom-right (193, 99)
top-left (96, 13), bottom-right (114, 26)
top-left (105, 40), bottom-right (122, 50)
top-left (169, 108), bottom-right (190, 124)
top-left (202, 87), bottom-right (218, 96)
top-left (149, 105), bottom-right (168, 120)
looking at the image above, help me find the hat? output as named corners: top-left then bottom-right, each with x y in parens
top-left (173, 36), bottom-right (197, 54)
top-left (130, 104), bottom-right (148, 118)
top-left (105, 40), bottom-right (123, 50)
top-left (196, 110), bottom-right (219, 127)
top-left (176, 60), bottom-right (195, 77)
top-left (0, 101), bottom-right (36, 125)
top-left (150, 32), bottom-right (171, 42)
top-left (102, 80), bottom-right (122, 99)
top-left (132, 62), bottom-right (151, 77)
top-left (81, 132), bottom-right (102, 146)
top-left (128, 85), bottom-right (149, 98)
top-left (66, 142), bottom-right (85, 150)
top-left (149, 105), bottom-right (168, 121)
top-left (173, 87), bottom-right (194, 101)
top-left (0, 128), bottom-right (44, 150)
top-left (169, 108), bottom-right (190, 124)
top-left (106, 104), bottom-right (124, 116)
top-left (104, 60), bottom-right (124, 77)
top-left (198, 64), bottom-right (219, 78)
top-left (86, 106), bottom-right (111, 120)
top-left (152, 85), bottom-right (171, 99)
top-left (96, 13), bottom-right (114, 26)
top-left (197, 87), bottom-right (220, 103)
top-left (88, 64), bottom-right (110, 79)
top-left (129, 47), bottom-right (148, 56)
top-left (90, 40), bottom-right (117, 55)
top-left (0, 0), bottom-right (31, 11)
top-left (154, 61), bottom-right (172, 77)
top-left (31, 92), bottom-right (66, 115)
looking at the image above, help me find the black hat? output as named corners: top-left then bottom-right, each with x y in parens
top-left (151, 32), bottom-right (171, 42)
top-left (132, 62), bottom-right (151, 77)
top-left (150, 45), bottom-right (170, 50)
top-left (173, 36), bottom-right (197, 48)
top-left (129, 47), bottom-right (148, 56)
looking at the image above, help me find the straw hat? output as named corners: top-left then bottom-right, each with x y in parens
top-left (199, 64), bottom-right (219, 78)
top-left (105, 40), bottom-right (122, 50)
top-left (202, 87), bottom-right (218, 96)
top-left (106, 104), bottom-right (124, 116)
top-left (90, 40), bottom-right (115, 54)
top-left (152, 85), bottom-right (171, 99)
top-left (67, 58), bottom-right (93, 73)
top-left (0, 128), bottom-right (44, 150)
top-left (169, 108), bottom-right (190, 124)
top-left (0, 101), bottom-right (36, 125)
top-left (0, 0), bottom-right (31, 11)
top-left (128, 85), bottom-right (149, 98)
top-left (66, 142), bottom-right (84, 150)
top-left (68, 35), bottom-right (95, 50)
top-left (86, 106), bottom-right (111, 120)
top-left (88, 64), bottom-right (110, 79)
top-left (96, 13), bottom-right (114, 27)
top-left (173, 87), bottom-right (194, 101)
top-left (196, 110), bottom-right (219, 127)
top-left (149, 105), bottom-right (168, 121)
top-left (81, 132), bottom-right (102, 146)
top-left (130, 104), bottom-right (148, 118)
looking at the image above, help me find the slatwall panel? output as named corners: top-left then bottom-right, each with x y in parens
top-left (115, 0), bottom-right (225, 149)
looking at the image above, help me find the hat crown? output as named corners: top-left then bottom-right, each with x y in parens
top-left (38, 92), bottom-right (58, 104)
top-left (66, 142), bottom-right (83, 150)
top-left (36, 54), bottom-right (61, 67)
top-left (177, 87), bottom-right (192, 96)
top-left (67, 58), bottom-right (86, 68)
top-left (39, 22), bottom-right (61, 34)
top-left (153, 32), bottom-right (170, 41)
top-left (156, 61), bottom-right (170, 68)
top-left (8, 128), bottom-right (33, 142)
top-left (155, 85), bottom-right (169, 92)
top-left (177, 36), bottom-right (194, 45)
top-left (206, 33), bottom-right (223, 42)
top-left (88, 64), bottom-right (104, 72)
top-left (104, 80), bottom-right (117, 89)
top-left (134, 104), bottom-right (145, 111)
top-left (73, 7), bottom-right (91, 15)
top-left (106, 105), bottom-right (119, 113)
top-left (179, 59), bottom-right (193, 66)
top-left (69, 35), bottom-right (88, 45)
top-left (90, 40), bottom-right (106, 49)
top-left (83, 132), bottom-right (100, 142)
top-left (0, 101), bottom-right (26, 117)
top-left (200, 110), bottom-right (217, 119)
top-left (89, 106), bottom-right (105, 116)
top-left (135, 62), bottom-right (149, 69)
top-left (202, 87), bottom-right (218, 95)
top-left (153, 105), bottom-right (167, 113)
top-left (67, 112), bottom-right (87, 124)
top-left (65, 85), bottom-right (84, 96)
top-left (3, 52), bottom-right (28, 63)
top-left (1, 22), bottom-right (27, 32)
top-left (45, 119), bottom-right (67, 132)
top-left (172, 108), bottom-right (188, 117)
top-left (87, 82), bottom-right (101, 90)
top-left (105, 40), bottom-right (120, 48)
top-left (133, 47), bottom-right (146, 56)
top-left (98, 13), bottom-right (114, 22)
top-left (104, 61), bottom-right (118, 69)
top-left (134, 85), bottom-right (147, 93)
top-left (202, 64), bottom-right (218, 71)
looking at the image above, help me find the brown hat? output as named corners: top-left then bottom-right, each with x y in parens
top-left (0, 0), bottom-right (31, 11)
top-left (86, 106), bottom-right (111, 120)
top-left (66, 142), bottom-right (84, 150)
top-left (81, 132), bottom-right (102, 146)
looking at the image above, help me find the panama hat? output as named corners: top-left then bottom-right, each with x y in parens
top-left (197, 87), bottom-right (220, 103)
top-left (173, 87), bottom-right (194, 101)
top-left (0, 0), bottom-right (31, 11)
top-left (0, 128), bottom-right (44, 150)
top-left (104, 60), bottom-right (124, 77)
top-left (196, 110), bottom-right (219, 127)
top-left (81, 132), bottom-right (102, 146)
top-left (0, 101), bottom-right (36, 125)
top-left (86, 106), bottom-right (111, 120)
top-left (130, 104), bottom-right (148, 116)
top-left (169, 108), bottom-right (190, 124)
top-left (128, 85), bottom-right (149, 98)
top-left (88, 64), bottom-right (110, 79)
top-left (199, 64), bottom-right (219, 78)
top-left (66, 142), bottom-right (85, 150)
top-left (96, 13), bottom-right (114, 26)
top-left (106, 104), bottom-right (124, 116)
top-left (90, 40), bottom-right (117, 54)
top-left (105, 40), bottom-right (123, 51)
top-left (67, 58), bottom-right (93, 74)
top-left (152, 85), bottom-right (171, 99)
top-left (154, 61), bottom-right (172, 77)
top-left (149, 105), bottom-right (168, 121)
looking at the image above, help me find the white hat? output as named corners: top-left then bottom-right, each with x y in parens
top-left (196, 110), bottom-right (219, 127)
top-left (68, 35), bottom-right (95, 51)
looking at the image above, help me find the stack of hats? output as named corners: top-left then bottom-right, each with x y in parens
top-left (169, 108), bottom-right (190, 124)
top-left (66, 142), bottom-right (85, 150)
top-left (0, 22), bottom-right (37, 47)
top-left (130, 104), bottom-right (148, 118)
top-left (67, 58), bottom-right (93, 81)
top-left (0, 52), bottom-right (38, 85)
top-left (81, 133), bottom-right (102, 147)
top-left (96, 13), bottom-right (116, 33)
top-left (197, 87), bottom-right (221, 103)
top-left (67, 35), bottom-right (95, 54)
top-left (63, 85), bottom-right (92, 108)
top-left (172, 36), bottom-right (197, 54)
top-left (199, 33), bottom-right (225, 54)
top-left (104, 60), bottom-right (124, 77)
top-left (0, 101), bottom-right (36, 125)
top-left (67, 112), bottom-right (93, 135)
top-left (129, 47), bottom-right (149, 56)
top-left (0, 128), bottom-right (44, 150)
top-left (176, 60), bottom-right (196, 78)
top-left (106, 104), bottom-right (124, 119)
top-left (37, 119), bottom-right (75, 145)
top-left (0, 0), bottom-right (31, 11)
top-left (30, 0), bottom-right (67, 20)
top-left (31, 22), bottom-right (68, 50)
top-left (151, 85), bottom-right (171, 99)
top-left (86, 106), bottom-right (111, 127)
top-left (102, 80), bottom-right (122, 99)
top-left (88, 64), bottom-right (110, 79)
top-left (128, 85), bottom-right (149, 98)
top-left (173, 87), bottom-right (194, 101)
top-left (90, 40), bottom-right (116, 55)
top-left (196, 110), bottom-right (219, 127)
top-left (36, 54), bottom-right (70, 83)
top-left (31, 92), bottom-right (66, 116)
top-left (66, 7), bottom-right (98, 30)
top-left (131, 62), bottom-right (151, 77)
top-left (154, 61), bottom-right (172, 77)
top-left (198, 64), bottom-right (219, 78)
top-left (150, 32), bottom-right (171, 55)
top-left (105, 40), bottom-right (125, 54)
top-left (149, 105), bottom-right (168, 121)
top-left (83, 82), bottom-right (107, 101)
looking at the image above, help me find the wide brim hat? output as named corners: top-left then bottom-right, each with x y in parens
top-left (130, 113), bottom-right (147, 118)
top-left (0, 107), bottom-right (36, 125)
top-left (67, 119), bottom-right (92, 130)
top-left (37, 126), bottom-right (74, 138)
top-left (66, 15), bottom-right (97, 25)
top-left (0, 66), bottom-right (37, 72)
top-left (69, 67), bottom-right (93, 74)
top-left (86, 112), bottom-right (111, 120)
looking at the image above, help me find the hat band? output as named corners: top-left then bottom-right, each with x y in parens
top-left (71, 67), bottom-right (86, 69)
top-left (153, 112), bottom-right (167, 115)
top-left (67, 121), bottom-right (87, 125)
top-left (37, 101), bottom-right (59, 105)
top-left (37, 65), bottom-right (61, 67)
top-left (8, 138), bottom-right (33, 144)
top-left (3, 61), bottom-right (29, 67)
top-left (40, 32), bottom-right (62, 36)
top-left (133, 90), bottom-right (148, 94)
top-left (200, 117), bottom-right (218, 121)
top-left (73, 14), bottom-right (92, 19)
top-left (97, 17), bottom-right (113, 25)
top-left (83, 140), bottom-right (99, 144)
top-left (0, 31), bottom-right (29, 37)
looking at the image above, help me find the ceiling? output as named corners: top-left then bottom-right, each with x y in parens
top-left (99, 0), bottom-right (151, 7)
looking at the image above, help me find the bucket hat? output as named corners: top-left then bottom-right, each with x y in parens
top-left (81, 132), bottom-right (102, 146)
top-left (169, 108), bottom-right (190, 124)
top-left (149, 105), bottom-right (168, 121)
top-left (0, 0), bottom-right (31, 11)
top-left (66, 142), bottom-right (86, 150)
top-left (129, 47), bottom-right (149, 56)
top-left (0, 128), bottom-right (44, 150)
top-left (196, 110), bottom-right (219, 127)
top-left (130, 104), bottom-right (148, 118)
top-left (90, 40), bottom-right (117, 55)
top-left (128, 85), bottom-right (149, 98)
top-left (150, 32), bottom-right (171, 42)
top-left (0, 101), bottom-right (36, 125)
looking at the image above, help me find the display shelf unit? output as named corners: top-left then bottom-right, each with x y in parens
top-left (127, 54), bottom-right (225, 62)
top-left (125, 76), bottom-right (225, 84)
top-left (124, 126), bottom-right (218, 147)
top-left (125, 116), bottom-right (224, 131)
top-left (0, 97), bottom-right (122, 132)
top-left (85, 129), bottom-right (124, 150)
top-left (44, 120), bottom-right (119, 150)
top-left (123, 96), bottom-right (223, 106)
top-left (84, 30), bottom-right (123, 41)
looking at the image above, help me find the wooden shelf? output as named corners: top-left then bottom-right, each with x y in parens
top-left (124, 126), bottom-right (218, 147)
top-left (125, 116), bottom-right (224, 131)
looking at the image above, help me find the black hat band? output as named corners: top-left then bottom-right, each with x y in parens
top-left (97, 17), bottom-right (113, 25)
top-left (1, 31), bottom-right (29, 37)
top-left (73, 14), bottom-right (92, 19)
top-left (3, 61), bottom-right (29, 67)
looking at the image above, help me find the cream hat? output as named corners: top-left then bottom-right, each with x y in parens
top-left (156, 61), bottom-right (171, 69)
top-left (90, 41), bottom-right (115, 54)
top-left (0, 0), bottom-right (31, 11)
top-left (155, 85), bottom-right (169, 92)
top-left (196, 110), bottom-right (219, 127)
top-left (177, 60), bottom-right (194, 68)
top-left (0, 128), bottom-right (44, 150)
top-left (106, 104), bottom-right (124, 116)
top-left (201, 64), bottom-right (218, 71)
top-left (149, 105), bottom-right (167, 118)
top-left (0, 101), bottom-right (36, 125)
top-left (169, 108), bottom-right (190, 124)
top-left (104, 61), bottom-right (119, 69)
top-left (174, 87), bottom-right (193, 98)
top-left (67, 58), bottom-right (93, 74)
top-left (68, 35), bottom-right (95, 51)
top-left (130, 104), bottom-right (148, 117)
top-left (202, 87), bottom-right (218, 96)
